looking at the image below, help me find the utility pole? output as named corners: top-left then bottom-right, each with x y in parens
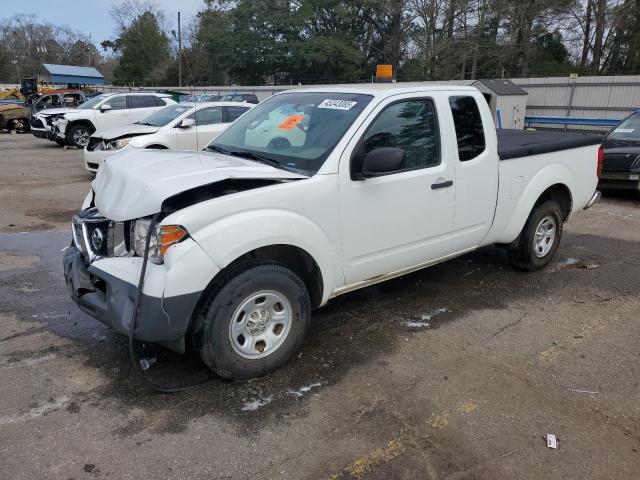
top-left (178, 11), bottom-right (182, 87)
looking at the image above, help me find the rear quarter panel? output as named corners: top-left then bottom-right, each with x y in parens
top-left (484, 144), bottom-right (599, 245)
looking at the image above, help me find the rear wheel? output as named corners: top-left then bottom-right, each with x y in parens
top-left (66, 124), bottom-right (93, 148)
top-left (508, 200), bottom-right (563, 271)
top-left (192, 263), bottom-right (310, 379)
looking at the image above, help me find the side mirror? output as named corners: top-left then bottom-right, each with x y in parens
top-left (99, 104), bottom-right (112, 112)
top-left (354, 147), bottom-right (406, 179)
top-left (177, 118), bottom-right (195, 128)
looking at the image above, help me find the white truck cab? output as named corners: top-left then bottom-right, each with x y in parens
top-left (64, 85), bottom-right (602, 379)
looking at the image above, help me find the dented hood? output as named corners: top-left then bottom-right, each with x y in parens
top-left (92, 123), bottom-right (159, 141)
top-left (36, 108), bottom-right (76, 117)
top-left (94, 149), bottom-right (307, 221)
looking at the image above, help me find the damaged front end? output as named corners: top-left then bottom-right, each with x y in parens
top-left (64, 206), bottom-right (197, 352)
top-left (65, 150), bottom-right (307, 352)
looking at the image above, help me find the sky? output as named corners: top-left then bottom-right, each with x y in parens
top-left (1, 0), bottom-right (205, 45)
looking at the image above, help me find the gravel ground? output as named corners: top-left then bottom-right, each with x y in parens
top-left (1, 133), bottom-right (639, 479)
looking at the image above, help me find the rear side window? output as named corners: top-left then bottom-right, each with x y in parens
top-left (362, 99), bottom-right (440, 171)
top-left (128, 95), bottom-right (158, 108)
top-left (449, 96), bottom-right (486, 161)
top-left (226, 106), bottom-right (249, 121)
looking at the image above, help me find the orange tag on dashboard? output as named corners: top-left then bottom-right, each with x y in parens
top-left (278, 114), bottom-right (304, 130)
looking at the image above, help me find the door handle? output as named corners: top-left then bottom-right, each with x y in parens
top-left (431, 180), bottom-right (453, 189)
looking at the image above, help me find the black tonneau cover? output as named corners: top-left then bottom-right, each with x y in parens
top-left (497, 129), bottom-right (602, 160)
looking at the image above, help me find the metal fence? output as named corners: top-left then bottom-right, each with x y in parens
top-left (105, 75), bottom-right (640, 131)
top-left (512, 75), bottom-right (640, 131)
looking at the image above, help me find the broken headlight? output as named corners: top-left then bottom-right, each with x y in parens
top-left (106, 138), bottom-right (131, 150)
top-left (133, 218), bottom-right (188, 264)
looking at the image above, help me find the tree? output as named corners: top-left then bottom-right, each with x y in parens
top-left (108, 9), bottom-right (171, 85)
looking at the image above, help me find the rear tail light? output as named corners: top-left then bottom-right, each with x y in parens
top-left (597, 145), bottom-right (604, 178)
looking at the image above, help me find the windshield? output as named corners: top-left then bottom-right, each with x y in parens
top-left (607, 112), bottom-right (640, 142)
top-left (77, 94), bottom-right (109, 110)
top-left (138, 104), bottom-right (192, 126)
top-left (207, 92), bottom-right (372, 174)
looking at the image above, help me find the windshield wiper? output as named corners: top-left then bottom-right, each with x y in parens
top-left (205, 144), bottom-right (231, 155)
top-left (227, 149), bottom-right (293, 171)
top-left (135, 121), bottom-right (153, 126)
top-left (205, 145), bottom-right (298, 173)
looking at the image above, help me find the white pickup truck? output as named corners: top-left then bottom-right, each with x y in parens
top-left (63, 85), bottom-right (602, 379)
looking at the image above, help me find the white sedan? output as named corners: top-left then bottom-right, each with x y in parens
top-left (83, 101), bottom-right (253, 173)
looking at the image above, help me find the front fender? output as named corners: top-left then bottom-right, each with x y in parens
top-left (188, 209), bottom-right (339, 304)
top-left (495, 163), bottom-right (574, 244)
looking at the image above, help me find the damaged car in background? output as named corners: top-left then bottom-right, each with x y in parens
top-left (64, 86), bottom-right (602, 380)
top-left (41, 92), bottom-right (175, 148)
top-left (83, 101), bottom-right (253, 173)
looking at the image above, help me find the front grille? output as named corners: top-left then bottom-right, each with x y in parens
top-left (87, 137), bottom-right (105, 152)
top-left (72, 208), bottom-right (130, 262)
top-left (87, 162), bottom-right (99, 170)
top-left (31, 117), bottom-right (43, 128)
top-left (603, 152), bottom-right (640, 172)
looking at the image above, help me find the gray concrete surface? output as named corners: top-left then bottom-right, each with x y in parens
top-left (0, 133), bottom-right (639, 479)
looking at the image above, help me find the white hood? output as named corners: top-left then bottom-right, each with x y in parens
top-left (36, 107), bottom-right (77, 117)
top-left (92, 123), bottom-right (159, 141)
top-left (94, 150), bottom-right (307, 221)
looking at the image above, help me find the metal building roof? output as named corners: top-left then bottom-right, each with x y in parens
top-left (41, 64), bottom-right (104, 79)
top-left (473, 79), bottom-right (527, 96)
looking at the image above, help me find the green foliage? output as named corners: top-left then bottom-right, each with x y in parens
top-left (112, 11), bottom-right (170, 86)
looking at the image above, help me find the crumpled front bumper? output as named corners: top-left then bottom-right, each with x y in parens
top-left (63, 246), bottom-right (200, 352)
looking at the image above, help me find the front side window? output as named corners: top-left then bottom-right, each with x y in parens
top-left (103, 96), bottom-right (127, 110)
top-left (187, 107), bottom-right (222, 125)
top-left (362, 99), bottom-right (440, 171)
top-left (449, 96), bottom-right (486, 161)
top-left (208, 92), bottom-right (372, 174)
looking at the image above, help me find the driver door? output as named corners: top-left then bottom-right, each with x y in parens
top-left (339, 95), bottom-right (456, 285)
top-left (176, 106), bottom-right (224, 150)
top-left (96, 96), bottom-right (129, 131)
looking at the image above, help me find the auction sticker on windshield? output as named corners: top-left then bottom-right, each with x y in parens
top-left (614, 128), bottom-right (634, 133)
top-left (318, 99), bottom-right (358, 110)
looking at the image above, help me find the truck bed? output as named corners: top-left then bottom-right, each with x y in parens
top-left (497, 129), bottom-right (602, 160)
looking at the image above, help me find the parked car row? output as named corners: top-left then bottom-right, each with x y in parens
top-left (83, 101), bottom-right (253, 172)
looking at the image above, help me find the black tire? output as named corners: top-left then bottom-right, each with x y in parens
top-left (11, 118), bottom-right (30, 134)
top-left (66, 124), bottom-right (94, 149)
top-left (508, 200), bottom-right (564, 271)
top-left (191, 262), bottom-right (310, 380)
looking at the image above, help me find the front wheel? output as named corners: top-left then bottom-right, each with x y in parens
top-left (191, 263), bottom-right (310, 379)
top-left (508, 200), bottom-right (564, 271)
top-left (66, 124), bottom-right (93, 148)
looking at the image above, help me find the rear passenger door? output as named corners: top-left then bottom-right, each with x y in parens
top-left (448, 95), bottom-right (499, 250)
top-left (128, 95), bottom-right (162, 123)
top-left (339, 95), bottom-right (456, 285)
